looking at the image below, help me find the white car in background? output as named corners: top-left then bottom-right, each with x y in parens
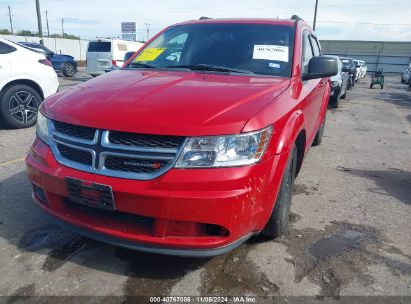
top-left (352, 59), bottom-right (362, 81)
top-left (359, 60), bottom-right (367, 78)
top-left (0, 38), bottom-right (59, 128)
top-left (86, 39), bottom-right (143, 76)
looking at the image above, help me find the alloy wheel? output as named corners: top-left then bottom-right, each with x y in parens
top-left (8, 90), bottom-right (39, 124)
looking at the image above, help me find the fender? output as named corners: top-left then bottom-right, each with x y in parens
top-left (0, 77), bottom-right (44, 98)
top-left (273, 109), bottom-right (305, 155)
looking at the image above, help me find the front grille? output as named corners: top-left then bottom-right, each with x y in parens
top-left (53, 120), bottom-right (96, 140)
top-left (105, 156), bottom-right (169, 173)
top-left (49, 120), bottom-right (186, 180)
top-left (109, 131), bottom-right (185, 149)
top-left (64, 199), bottom-right (153, 227)
top-left (57, 144), bottom-right (92, 166)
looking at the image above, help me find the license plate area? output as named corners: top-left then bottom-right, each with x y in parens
top-left (66, 177), bottom-right (115, 211)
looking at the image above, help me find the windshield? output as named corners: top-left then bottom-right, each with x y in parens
top-left (341, 59), bottom-right (352, 67)
top-left (126, 23), bottom-right (295, 77)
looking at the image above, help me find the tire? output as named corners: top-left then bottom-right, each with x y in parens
top-left (62, 63), bottom-right (77, 77)
top-left (401, 77), bottom-right (404, 83)
top-left (312, 116), bottom-right (326, 146)
top-left (381, 84), bottom-right (384, 89)
top-left (262, 145), bottom-right (297, 238)
top-left (340, 88), bottom-right (346, 99)
top-left (370, 84), bottom-right (373, 89)
top-left (0, 84), bottom-right (42, 129)
top-left (328, 93), bottom-right (340, 108)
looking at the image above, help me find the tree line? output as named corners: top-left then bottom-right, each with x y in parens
top-left (0, 29), bottom-right (79, 40)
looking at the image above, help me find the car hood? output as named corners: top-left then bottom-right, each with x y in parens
top-left (44, 69), bottom-right (289, 136)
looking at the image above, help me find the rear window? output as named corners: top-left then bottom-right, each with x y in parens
top-left (88, 42), bottom-right (111, 52)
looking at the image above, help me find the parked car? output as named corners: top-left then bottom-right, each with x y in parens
top-left (352, 59), bottom-right (362, 82)
top-left (86, 39), bottom-right (143, 76)
top-left (26, 17), bottom-right (337, 256)
top-left (358, 60), bottom-right (367, 79)
top-left (340, 57), bottom-right (356, 89)
top-left (0, 38), bottom-right (59, 128)
top-left (401, 67), bottom-right (411, 84)
top-left (19, 42), bottom-right (78, 77)
top-left (326, 55), bottom-right (349, 108)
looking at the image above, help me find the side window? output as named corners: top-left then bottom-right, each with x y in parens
top-left (302, 31), bottom-right (314, 76)
top-left (0, 42), bottom-right (17, 54)
top-left (117, 43), bottom-right (127, 51)
top-left (309, 35), bottom-right (320, 57)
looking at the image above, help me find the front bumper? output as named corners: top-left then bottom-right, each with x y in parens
top-left (26, 138), bottom-right (287, 256)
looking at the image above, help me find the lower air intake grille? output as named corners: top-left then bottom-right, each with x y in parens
top-left (64, 199), bottom-right (154, 227)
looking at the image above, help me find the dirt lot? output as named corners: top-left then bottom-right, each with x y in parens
top-left (0, 73), bottom-right (410, 303)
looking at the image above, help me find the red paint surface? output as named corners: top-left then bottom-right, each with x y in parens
top-left (27, 18), bottom-right (330, 251)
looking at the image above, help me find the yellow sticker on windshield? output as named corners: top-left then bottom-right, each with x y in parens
top-left (134, 48), bottom-right (166, 62)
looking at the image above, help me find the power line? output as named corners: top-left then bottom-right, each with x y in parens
top-left (313, 20), bottom-right (411, 26)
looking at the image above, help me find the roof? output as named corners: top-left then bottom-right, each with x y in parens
top-left (175, 18), bottom-right (297, 27)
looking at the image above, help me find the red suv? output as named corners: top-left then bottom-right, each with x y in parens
top-left (26, 17), bottom-right (337, 257)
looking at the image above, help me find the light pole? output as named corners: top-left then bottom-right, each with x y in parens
top-left (35, 0), bottom-right (44, 45)
top-left (145, 23), bottom-right (150, 42)
top-left (313, 0), bottom-right (319, 31)
top-left (61, 18), bottom-right (65, 38)
top-left (8, 6), bottom-right (13, 35)
top-left (45, 10), bottom-right (50, 37)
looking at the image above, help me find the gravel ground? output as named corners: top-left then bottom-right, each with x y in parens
top-left (0, 72), bottom-right (410, 303)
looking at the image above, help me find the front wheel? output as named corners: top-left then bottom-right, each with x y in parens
top-left (312, 116), bottom-right (325, 146)
top-left (0, 84), bottom-right (42, 129)
top-left (262, 146), bottom-right (297, 238)
top-left (381, 84), bottom-right (384, 89)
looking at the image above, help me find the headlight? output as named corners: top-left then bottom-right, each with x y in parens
top-left (332, 81), bottom-right (339, 87)
top-left (36, 111), bottom-right (49, 144)
top-left (176, 126), bottom-right (272, 168)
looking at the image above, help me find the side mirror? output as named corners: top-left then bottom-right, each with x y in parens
top-left (48, 51), bottom-right (55, 56)
top-left (303, 57), bottom-right (338, 80)
top-left (124, 51), bottom-right (135, 62)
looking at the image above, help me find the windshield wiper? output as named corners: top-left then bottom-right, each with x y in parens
top-left (126, 62), bottom-right (158, 69)
top-left (166, 64), bottom-right (253, 75)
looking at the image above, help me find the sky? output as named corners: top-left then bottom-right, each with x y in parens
top-left (1, 0), bottom-right (410, 41)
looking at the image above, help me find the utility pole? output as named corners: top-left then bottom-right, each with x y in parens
top-left (45, 10), bottom-right (50, 37)
top-left (35, 0), bottom-right (44, 45)
top-left (313, 0), bottom-right (319, 31)
top-left (7, 6), bottom-right (13, 35)
top-left (61, 18), bottom-right (65, 38)
top-left (145, 23), bottom-right (150, 42)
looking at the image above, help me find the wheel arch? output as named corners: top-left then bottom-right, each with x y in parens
top-left (1, 79), bottom-right (44, 100)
